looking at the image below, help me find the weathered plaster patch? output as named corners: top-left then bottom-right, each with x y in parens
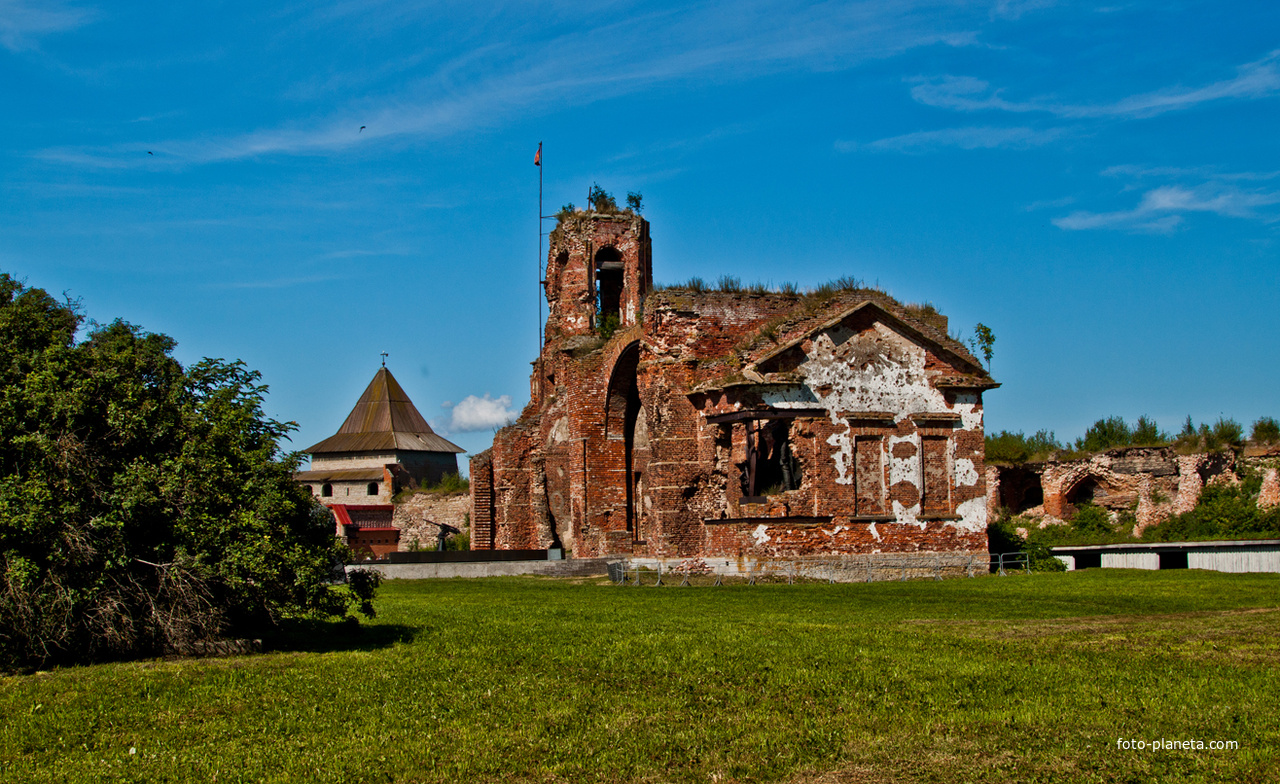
top-left (753, 524), bottom-right (771, 545)
top-left (953, 392), bottom-right (982, 432)
top-left (888, 433), bottom-right (920, 489)
top-left (955, 458), bottom-right (979, 487)
top-left (799, 326), bottom-right (953, 424)
top-left (868, 522), bottom-right (880, 540)
top-left (826, 424), bottom-right (854, 485)
top-left (949, 496), bottom-right (986, 533)
top-left (893, 500), bottom-right (924, 528)
top-left (549, 416), bottom-right (569, 443)
top-left (761, 385), bottom-right (820, 408)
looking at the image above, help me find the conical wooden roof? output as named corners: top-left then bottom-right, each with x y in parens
top-left (305, 367), bottom-right (464, 454)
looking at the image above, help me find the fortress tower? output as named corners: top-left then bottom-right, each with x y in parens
top-left (544, 211), bottom-right (651, 339)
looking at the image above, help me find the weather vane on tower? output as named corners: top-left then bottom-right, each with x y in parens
top-left (380, 351), bottom-right (388, 368)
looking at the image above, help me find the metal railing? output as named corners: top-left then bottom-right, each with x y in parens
top-left (990, 551), bottom-right (1030, 576)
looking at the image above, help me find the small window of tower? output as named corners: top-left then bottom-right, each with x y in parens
top-left (595, 246), bottom-right (624, 330)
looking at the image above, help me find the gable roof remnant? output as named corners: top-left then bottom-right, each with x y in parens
top-left (685, 295), bottom-right (998, 395)
top-left (748, 301), bottom-right (985, 378)
top-left (305, 367), bottom-right (465, 454)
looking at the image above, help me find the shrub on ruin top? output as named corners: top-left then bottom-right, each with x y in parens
top-left (394, 473), bottom-right (470, 502)
top-left (985, 429), bottom-right (1063, 464)
top-left (1250, 417), bottom-right (1279, 444)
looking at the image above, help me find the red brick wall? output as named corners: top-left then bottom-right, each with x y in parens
top-left (471, 214), bottom-right (993, 561)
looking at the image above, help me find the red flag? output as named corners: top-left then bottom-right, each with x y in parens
top-left (534, 145), bottom-right (541, 166)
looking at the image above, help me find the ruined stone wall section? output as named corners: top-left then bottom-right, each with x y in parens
top-left (990, 447), bottom-right (1251, 536)
top-left (469, 451), bottom-right (495, 550)
top-left (1260, 467), bottom-right (1280, 509)
top-left (392, 493), bottom-right (471, 551)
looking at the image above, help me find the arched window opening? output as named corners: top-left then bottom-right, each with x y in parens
top-left (321, 483), bottom-right (333, 497)
top-left (594, 246), bottom-right (624, 330)
top-left (304, 485), bottom-right (314, 495)
top-left (367, 482), bottom-right (379, 496)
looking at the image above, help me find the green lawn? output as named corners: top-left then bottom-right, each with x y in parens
top-left (2, 570), bottom-right (1278, 783)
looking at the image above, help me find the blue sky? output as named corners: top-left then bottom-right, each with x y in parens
top-left (4, 0), bottom-right (1278, 468)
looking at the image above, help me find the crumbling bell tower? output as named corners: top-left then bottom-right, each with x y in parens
top-left (544, 212), bottom-right (651, 339)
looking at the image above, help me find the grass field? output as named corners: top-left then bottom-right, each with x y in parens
top-left (2, 570), bottom-right (1278, 783)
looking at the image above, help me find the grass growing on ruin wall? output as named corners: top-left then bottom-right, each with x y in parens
top-left (3, 571), bottom-right (1278, 783)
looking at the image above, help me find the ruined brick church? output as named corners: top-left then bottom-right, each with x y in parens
top-left (470, 210), bottom-right (998, 562)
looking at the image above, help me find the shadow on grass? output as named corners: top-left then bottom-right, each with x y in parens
top-left (258, 617), bottom-right (420, 655)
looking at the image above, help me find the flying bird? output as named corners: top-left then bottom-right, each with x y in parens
top-left (147, 151), bottom-right (153, 155)
top-left (359, 126), bottom-right (366, 132)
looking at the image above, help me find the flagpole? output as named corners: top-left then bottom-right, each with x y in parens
top-left (537, 141), bottom-right (544, 354)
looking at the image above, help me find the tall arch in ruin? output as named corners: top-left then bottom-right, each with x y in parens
top-left (603, 341), bottom-right (643, 541)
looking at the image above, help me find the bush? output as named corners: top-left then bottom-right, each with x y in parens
top-left (1076, 416), bottom-right (1132, 452)
top-left (1175, 416), bottom-right (1242, 453)
top-left (1212, 416), bottom-right (1243, 446)
top-left (985, 429), bottom-right (1062, 464)
top-left (986, 516), bottom-right (1024, 554)
top-left (1252, 417), bottom-right (1280, 444)
top-left (1069, 504), bottom-right (1115, 536)
top-left (1143, 479), bottom-right (1280, 542)
top-left (596, 312), bottom-right (621, 341)
top-left (588, 183), bottom-right (618, 213)
top-left (987, 515), bottom-right (1066, 571)
top-left (445, 530), bottom-right (470, 551)
top-left (0, 273), bottom-right (371, 668)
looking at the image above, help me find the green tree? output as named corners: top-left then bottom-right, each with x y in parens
top-left (588, 183), bottom-right (617, 213)
top-left (0, 273), bottom-right (370, 668)
top-left (1131, 415), bottom-right (1166, 445)
top-left (969, 323), bottom-right (995, 369)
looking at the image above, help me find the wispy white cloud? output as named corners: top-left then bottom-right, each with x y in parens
top-left (842, 124), bottom-right (1062, 152)
top-left (214, 273), bottom-right (352, 289)
top-left (989, 0), bottom-right (1059, 20)
top-left (0, 0), bottom-right (93, 52)
top-left (37, 1), bottom-right (988, 167)
top-left (1053, 179), bottom-right (1280, 233)
top-left (1101, 164), bottom-right (1280, 183)
top-left (912, 50), bottom-right (1280, 119)
top-left (441, 393), bottom-right (517, 433)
